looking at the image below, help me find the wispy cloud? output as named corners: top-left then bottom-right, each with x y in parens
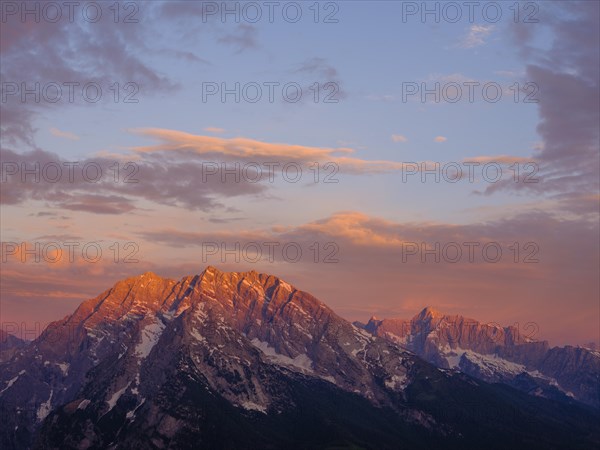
top-left (290, 57), bottom-right (347, 101)
top-left (461, 25), bottom-right (494, 48)
top-left (204, 127), bottom-right (226, 134)
top-left (294, 57), bottom-right (339, 79)
top-left (391, 134), bottom-right (408, 143)
top-left (129, 128), bottom-right (420, 174)
top-left (463, 155), bottom-right (532, 165)
top-left (218, 24), bottom-right (258, 52)
top-left (50, 128), bottom-right (80, 141)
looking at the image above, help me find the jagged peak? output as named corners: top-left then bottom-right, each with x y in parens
top-left (114, 271), bottom-right (168, 287)
top-left (109, 272), bottom-right (176, 296)
top-left (198, 266), bottom-right (297, 292)
top-left (199, 266), bottom-right (263, 281)
top-left (415, 306), bottom-right (444, 321)
top-left (139, 271), bottom-right (163, 280)
top-left (366, 316), bottom-right (382, 327)
top-left (202, 265), bottom-right (220, 275)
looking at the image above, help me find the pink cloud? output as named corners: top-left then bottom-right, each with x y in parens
top-left (204, 127), bottom-right (226, 134)
top-left (129, 128), bottom-right (425, 174)
top-left (49, 128), bottom-right (80, 141)
top-left (392, 134), bottom-right (408, 143)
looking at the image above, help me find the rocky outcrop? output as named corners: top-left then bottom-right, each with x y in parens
top-left (0, 330), bottom-right (27, 363)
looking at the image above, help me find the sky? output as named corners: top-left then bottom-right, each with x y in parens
top-left (0, 1), bottom-right (598, 347)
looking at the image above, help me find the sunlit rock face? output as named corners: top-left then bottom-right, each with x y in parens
top-left (1, 267), bottom-right (598, 449)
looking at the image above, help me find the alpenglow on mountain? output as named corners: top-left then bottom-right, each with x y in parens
top-left (1, 267), bottom-right (599, 449)
top-left (355, 307), bottom-right (600, 409)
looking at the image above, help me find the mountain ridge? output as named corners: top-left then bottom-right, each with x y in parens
top-left (355, 306), bottom-right (600, 408)
top-left (1, 267), bottom-right (599, 449)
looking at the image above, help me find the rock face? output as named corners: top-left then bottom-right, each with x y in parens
top-left (1, 268), bottom-right (599, 450)
top-left (0, 330), bottom-right (27, 363)
top-left (356, 307), bottom-right (600, 408)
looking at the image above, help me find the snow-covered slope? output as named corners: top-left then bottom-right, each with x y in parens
top-left (1, 268), bottom-right (598, 449)
top-left (356, 307), bottom-right (600, 408)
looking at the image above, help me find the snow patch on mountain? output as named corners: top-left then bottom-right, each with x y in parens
top-left (0, 374), bottom-right (20, 395)
top-left (37, 390), bottom-right (53, 421)
top-left (190, 328), bottom-right (207, 343)
top-left (106, 383), bottom-right (131, 412)
top-left (445, 348), bottom-right (467, 368)
top-left (57, 362), bottom-right (69, 376)
top-left (320, 375), bottom-right (336, 384)
top-left (77, 399), bottom-right (91, 410)
top-left (134, 320), bottom-right (165, 360)
top-left (126, 398), bottom-right (146, 420)
top-left (240, 401), bottom-right (267, 413)
top-left (250, 338), bottom-right (313, 373)
top-left (461, 351), bottom-right (528, 376)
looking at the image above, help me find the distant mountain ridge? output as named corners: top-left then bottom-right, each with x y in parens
top-left (355, 307), bottom-right (600, 408)
top-left (1, 267), bottom-right (599, 449)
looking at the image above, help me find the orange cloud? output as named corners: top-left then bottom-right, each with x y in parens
top-left (463, 155), bottom-right (534, 165)
top-left (50, 128), bottom-right (79, 140)
top-left (204, 126), bottom-right (226, 134)
top-left (128, 128), bottom-right (424, 174)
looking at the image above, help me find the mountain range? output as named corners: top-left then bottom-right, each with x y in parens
top-left (1, 267), bottom-right (599, 449)
top-left (354, 307), bottom-right (600, 409)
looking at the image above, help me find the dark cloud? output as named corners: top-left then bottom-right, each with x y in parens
top-left (57, 194), bottom-right (137, 215)
top-left (0, 147), bottom-right (269, 214)
top-left (492, 1), bottom-right (600, 198)
top-left (0, 3), bottom-right (175, 145)
top-left (208, 217), bottom-right (246, 224)
top-left (289, 57), bottom-right (347, 102)
top-left (294, 57), bottom-right (339, 79)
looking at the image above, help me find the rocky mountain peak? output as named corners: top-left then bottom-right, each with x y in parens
top-left (359, 306), bottom-right (598, 409)
top-left (1, 269), bottom-right (599, 449)
top-left (414, 306), bottom-right (444, 322)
